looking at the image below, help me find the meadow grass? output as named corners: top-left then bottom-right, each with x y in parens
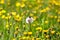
top-left (0, 0), bottom-right (60, 40)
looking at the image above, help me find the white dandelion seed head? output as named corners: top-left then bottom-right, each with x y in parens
top-left (26, 16), bottom-right (34, 23)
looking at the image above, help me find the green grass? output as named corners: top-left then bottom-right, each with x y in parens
top-left (0, 0), bottom-right (60, 40)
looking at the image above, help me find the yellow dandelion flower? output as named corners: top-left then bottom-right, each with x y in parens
top-left (29, 13), bottom-right (34, 16)
top-left (50, 15), bottom-right (54, 18)
top-left (7, 14), bottom-right (11, 19)
top-left (16, 17), bottom-right (22, 21)
top-left (8, 15), bottom-right (11, 19)
top-left (5, 16), bottom-right (8, 19)
top-left (39, 27), bottom-right (42, 30)
top-left (55, 2), bottom-right (59, 5)
top-left (0, 7), bottom-right (3, 10)
top-left (0, 11), bottom-right (2, 16)
top-left (14, 31), bottom-right (18, 34)
top-left (15, 26), bottom-right (19, 30)
top-left (12, 38), bottom-right (16, 40)
top-left (54, 16), bottom-right (57, 19)
top-left (36, 27), bottom-right (42, 31)
top-left (20, 3), bottom-right (25, 8)
top-left (33, 16), bottom-right (37, 20)
top-left (23, 32), bottom-right (27, 35)
top-left (58, 11), bottom-right (60, 14)
top-left (12, 12), bottom-right (16, 16)
top-left (40, 9), bottom-right (45, 13)
top-left (45, 21), bottom-right (49, 24)
top-left (16, 2), bottom-right (20, 7)
top-left (53, 0), bottom-right (59, 5)
top-left (7, 13), bottom-right (10, 16)
top-left (16, 14), bottom-right (20, 18)
top-left (22, 0), bottom-right (27, 2)
top-left (36, 28), bottom-right (39, 30)
top-left (6, 24), bottom-right (9, 28)
top-left (36, 38), bottom-right (40, 40)
top-left (51, 31), bottom-right (55, 34)
top-left (35, 6), bottom-right (40, 10)
top-left (45, 7), bottom-right (50, 11)
top-left (45, 35), bottom-right (49, 38)
top-left (28, 32), bottom-right (32, 35)
top-left (57, 19), bottom-right (60, 22)
top-left (0, 0), bottom-right (4, 4)
top-left (1, 10), bottom-right (6, 13)
top-left (14, 14), bottom-right (19, 19)
top-left (52, 0), bottom-right (55, 4)
top-left (26, 36), bottom-right (30, 39)
top-left (27, 10), bottom-right (29, 12)
top-left (22, 36), bottom-right (26, 39)
top-left (23, 25), bottom-right (25, 28)
top-left (10, 23), bottom-right (12, 25)
top-left (40, 7), bottom-right (50, 13)
top-left (14, 14), bottom-right (22, 21)
top-left (7, 0), bottom-right (10, 5)
top-left (37, 0), bottom-right (41, 3)
top-left (58, 16), bottom-right (60, 18)
top-left (29, 5), bottom-right (32, 8)
top-left (32, 37), bottom-right (34, 40)
top-left (1, 15), bottom-right (5, 19)
top-left (43, 30), bottom-right (48, 32)
top-left (7, 2), bottom-right (10, 5)
top-left (33, 11), bottom-right (36, 13)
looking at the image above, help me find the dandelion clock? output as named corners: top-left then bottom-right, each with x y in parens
top-left (26, 16), bottom-right (34, 24)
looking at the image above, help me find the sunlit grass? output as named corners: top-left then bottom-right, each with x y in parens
top-left (0, 0), bottom-right (60, 40)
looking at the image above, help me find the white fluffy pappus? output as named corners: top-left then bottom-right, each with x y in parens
top-left (26, 17), bottom-right (34, 23)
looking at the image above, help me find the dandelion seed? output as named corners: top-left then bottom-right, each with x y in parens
top-left (26, 16), bottom-right (34, 23)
